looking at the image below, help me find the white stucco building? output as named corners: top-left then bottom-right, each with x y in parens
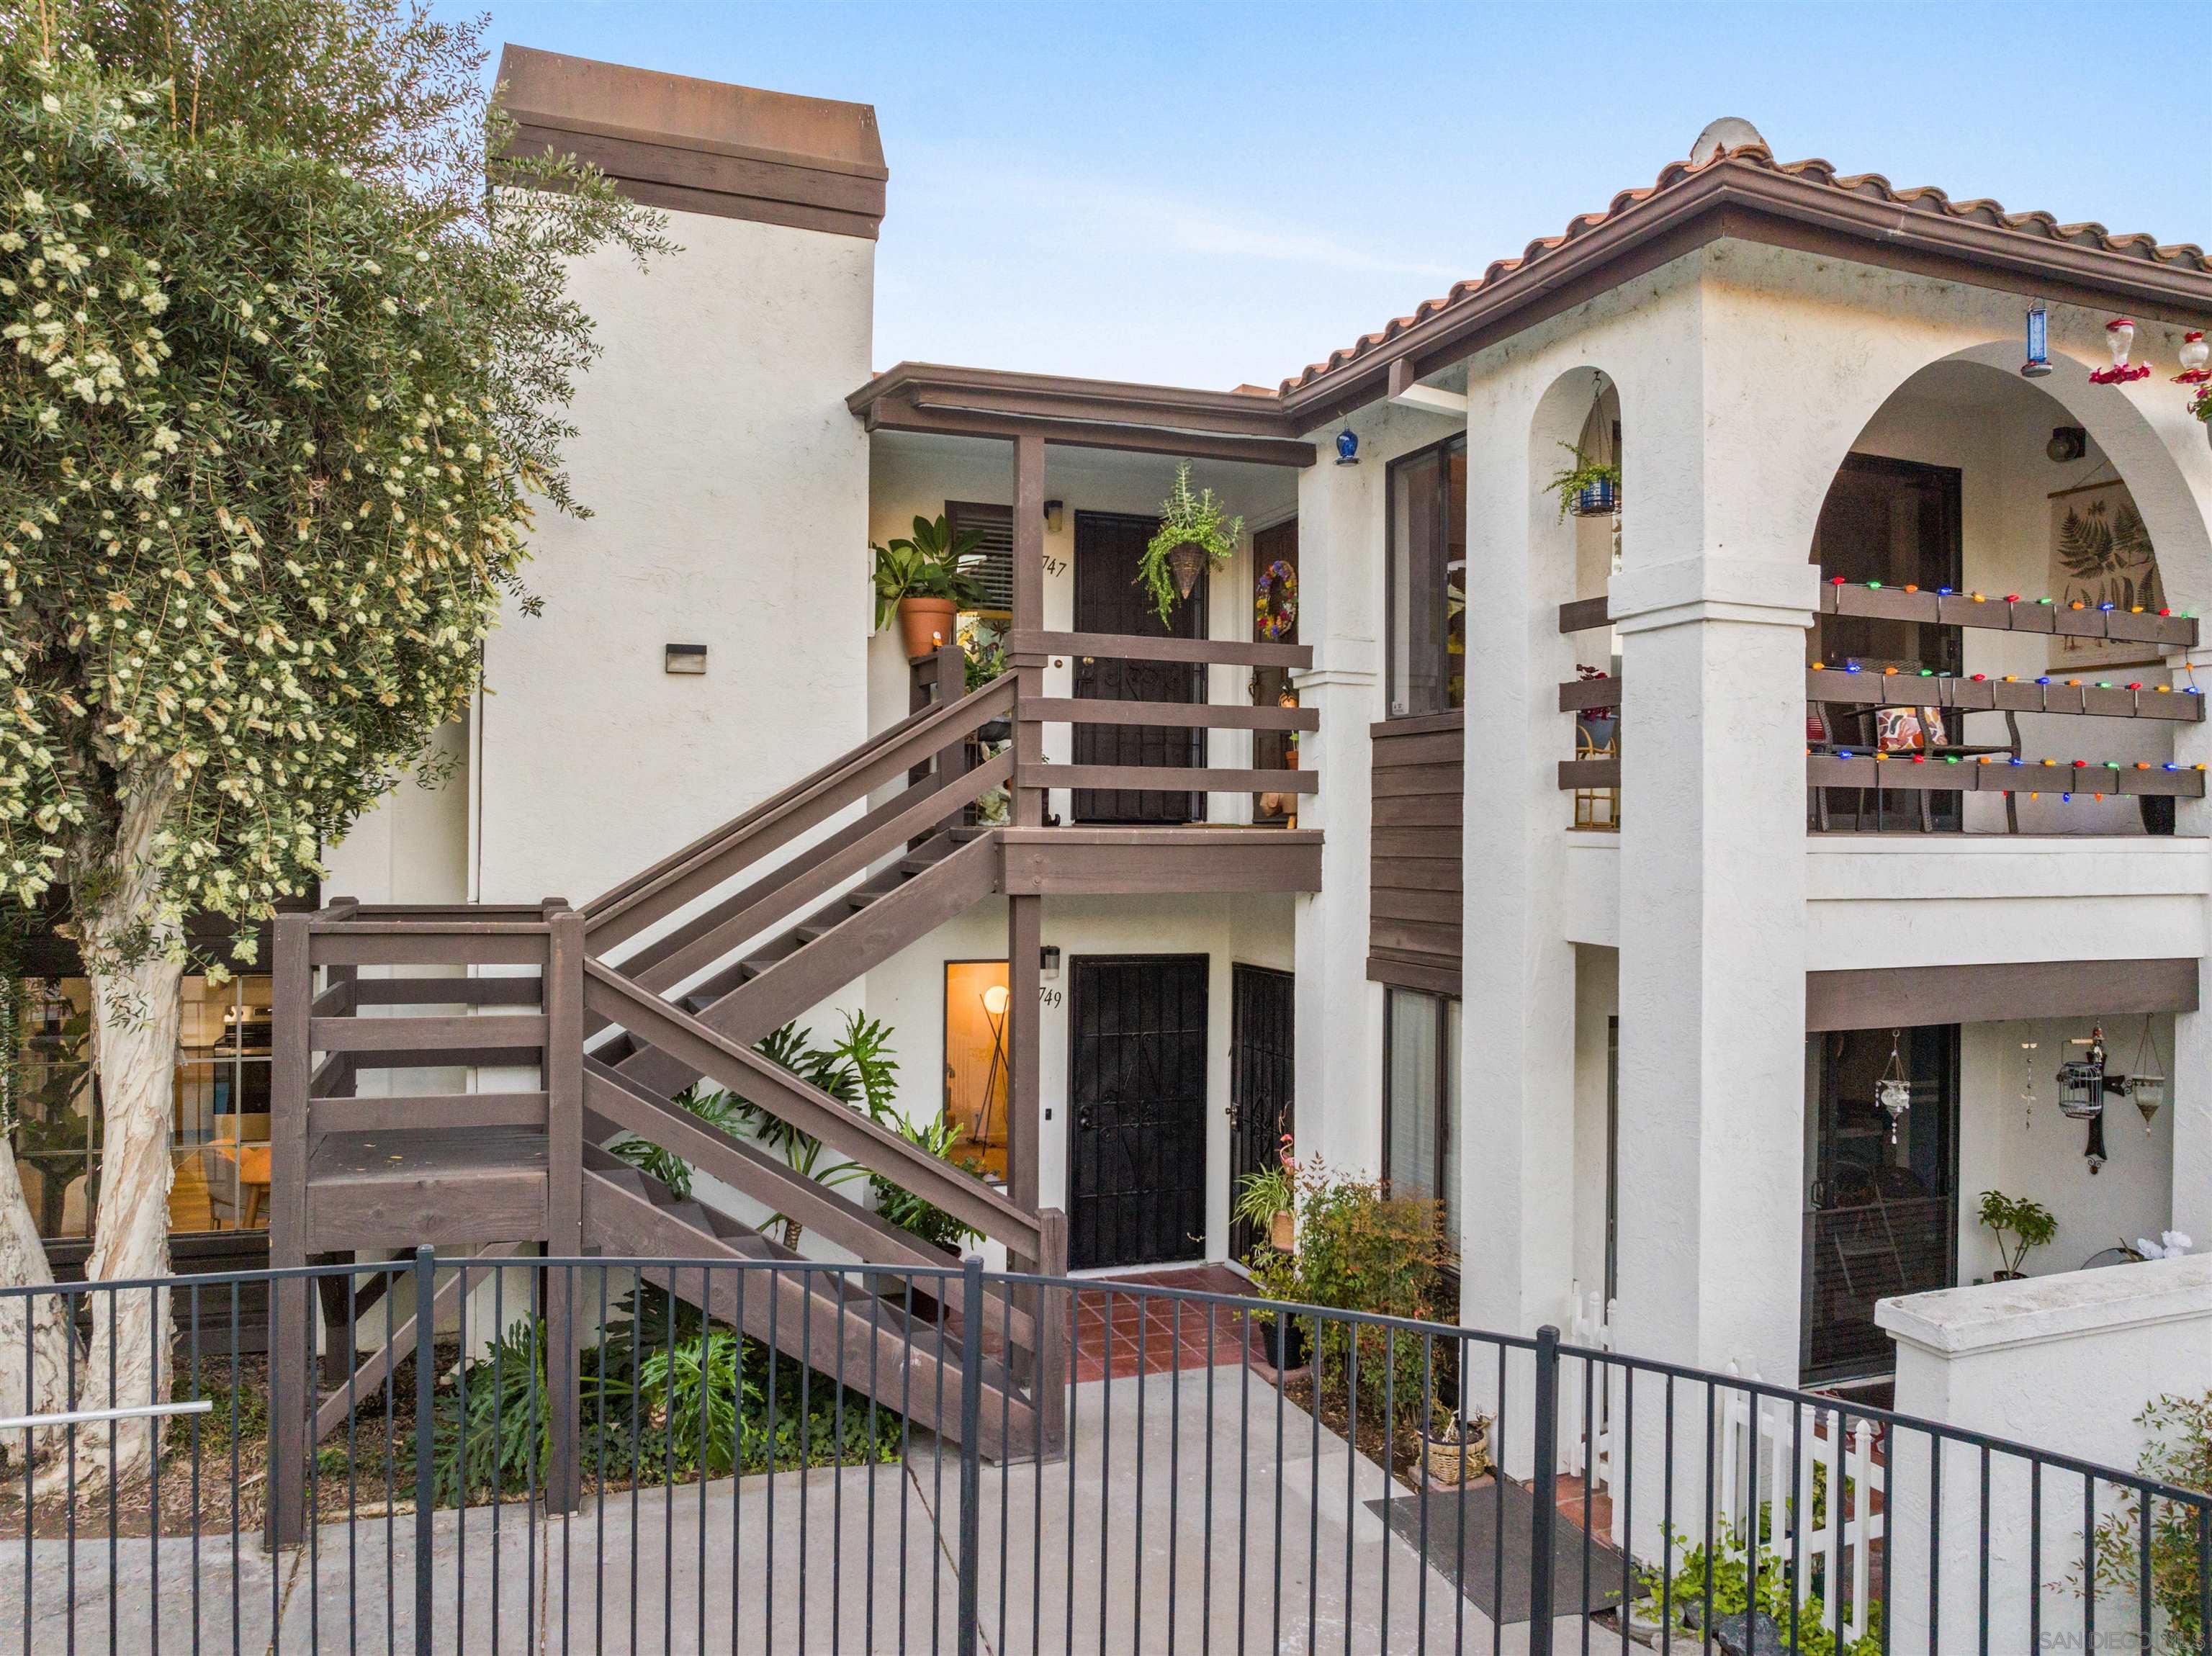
top-left (317, 46), bottom-right (2212, 1406)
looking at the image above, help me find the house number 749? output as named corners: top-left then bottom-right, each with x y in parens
top-left (1038, 986), bottom-right (1064, 1009)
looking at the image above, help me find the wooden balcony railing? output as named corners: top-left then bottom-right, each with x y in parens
top-left (1002, 629), bottom-right (1317, 809)
top-left (1556, 588), bottom-right (2210, 828)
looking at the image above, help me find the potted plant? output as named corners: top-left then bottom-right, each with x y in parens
top-left (1421, 1402), bottom-right (1493, 1489)
top-left (1978, 1189), bottom-right (2058, 1280)
top-left (872, 515), bottom-right (988, 660)
top-left (1233, 1135), bottom-right (1300, 1254)
top-left (1547, 441), bottom-right (1622, 521)
top-left (1138, 462), bottom-right (1242, 626)
top-left (1574, 664), bottom-right (1616, 752)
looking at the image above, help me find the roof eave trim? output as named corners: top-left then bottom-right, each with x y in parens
top-left (1280, 160), bottom-right (2212, 423)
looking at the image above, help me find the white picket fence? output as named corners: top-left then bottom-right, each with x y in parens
top-left (1550, 1294), bottom-right (1884, 1642)
top-left (1718, 1368), bottom-right (1886, 1642)
top-left (1558, 1282), bottom-right (1615, 1491)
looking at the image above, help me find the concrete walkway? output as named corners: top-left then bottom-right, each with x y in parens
top-left (5, 1365), bottom-right (1590, 1654)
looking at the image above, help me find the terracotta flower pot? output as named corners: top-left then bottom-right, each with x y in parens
top-left (1269, 1210), bottom-right (1295, 1252)
top-left (1166, 541), bottom-right (1208, 599)
top-left (897, 595), bottom-right (959, 660)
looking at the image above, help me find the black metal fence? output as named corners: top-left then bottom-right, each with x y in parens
top-left (3, 1253), bottom-right (2207, 1653)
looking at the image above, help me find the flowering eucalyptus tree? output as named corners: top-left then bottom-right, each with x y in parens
top-left (0, 0), bottom-right (670, 1480)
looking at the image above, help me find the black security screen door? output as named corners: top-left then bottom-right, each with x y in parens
top-left (1072, 510), bottom-right (1203, 824)
top-left (1067, 955), bottom-right (1209, 1270)
top-left (1228, 964), bottom-right (1295, 1261)
top-left (1802, 1024), bottom-right (1960, 1384)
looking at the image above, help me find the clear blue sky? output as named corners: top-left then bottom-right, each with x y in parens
top-left (441, 2), bottom-right (2212, 392)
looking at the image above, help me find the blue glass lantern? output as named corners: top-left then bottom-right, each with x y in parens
top-left (2022, 302), bottom-right (2053, 379)
top-left (1335, 423), bottom-right (1359, 465)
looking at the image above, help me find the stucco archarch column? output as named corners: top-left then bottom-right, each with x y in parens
top-left (1608, 552), bottom-right (1819, 1382)
top-left (2165, 642), bottom-right (2212, 1251)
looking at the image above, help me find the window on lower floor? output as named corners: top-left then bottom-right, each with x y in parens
top-left (7, 971), bottom-right (274, 1241)
top-left (1384, 985), bottom-right (1460, 1251)
top-left (942, 959), bottom-right (1010, 1183)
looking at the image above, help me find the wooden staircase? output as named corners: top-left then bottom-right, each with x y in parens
top-left (267, 628), bottom-right (1323, 1542)
top-left (268, 665), bottom-right (1061, 1542)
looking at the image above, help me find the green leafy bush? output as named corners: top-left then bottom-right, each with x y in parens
top-left (1640, 1522), bottom-right (1881, 1656)
top-left (871, 515), bottom-right (987, 629)
top-left (1249, 1160), bottom-right (1449, 1409)
top-left (2090, 1390), bottom-right (2212, 1651)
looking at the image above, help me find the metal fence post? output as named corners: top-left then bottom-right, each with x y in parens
top-left (956, 1254), bottom-right (985, 1656)
top-left (1529, 1323), bottom-right (1562, 1655)
top-left (413, 1246), bottom-right (436, 1656)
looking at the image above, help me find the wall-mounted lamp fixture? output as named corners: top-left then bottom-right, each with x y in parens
top-left (2022, 302), bottom-right (2053, 379)
top-left (1335, 421), bottom-right (1359, 465)
top-left (664, 643), bottom-right (708, 675)
top-left (1043, 499), bottom-right (1065, 534)
top-left (1040, 945), bottom-right (1061, 979)
top-left (2047, 425), bottom-right (2088, 464)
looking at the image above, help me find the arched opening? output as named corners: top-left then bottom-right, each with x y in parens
top-left (1529, 366), bottom-right (1624, 829)
top-left (1807, 354), bottom-right (2205, 840)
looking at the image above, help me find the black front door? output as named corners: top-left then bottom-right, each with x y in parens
top-left (1228, 964), bottom-right (1295, 1261)
top-left (1067, 955), bottom-right (1209, 1269)
top-left (1071, 510), bottom-right (1203, 824)
top-left (1802, 1025), bottom-right (1961, 1383)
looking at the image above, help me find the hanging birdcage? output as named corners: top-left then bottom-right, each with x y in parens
top-left (2058, 1027), bottom-right (2108, 1122)
top-left (2127, 1017), bottom-right (2167, 1132)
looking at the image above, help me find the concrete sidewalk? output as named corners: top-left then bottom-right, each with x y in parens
top-left (4, 1365), bottom-right (1588, 1653)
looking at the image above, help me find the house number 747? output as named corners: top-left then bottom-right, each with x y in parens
top-left (1040, 554), bottom-right (1069, 579)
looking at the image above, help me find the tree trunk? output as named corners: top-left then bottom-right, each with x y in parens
top-left (41, 776), bottom-right (184, 1492)
top-left (0, 1130), bottom-right (76, 1460)
top-left (68, 944), bottom-right (184, 1485)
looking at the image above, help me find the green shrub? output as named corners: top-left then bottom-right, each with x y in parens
top-left (1249, 1161), bottom-right (1449, 1410)
top-left (2090, 1390), bottom-right (2212, 1651)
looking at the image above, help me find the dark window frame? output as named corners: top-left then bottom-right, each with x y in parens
top-left (1385, 432), bottom-right (1468, 720)
top-left (1382, 983), bottom-right (1458, 1257)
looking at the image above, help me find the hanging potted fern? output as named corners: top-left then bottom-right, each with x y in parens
top-left (1138, 462), bottom-right (1243, 626)
top-left (1547, 442), bottom-right (1622, 520)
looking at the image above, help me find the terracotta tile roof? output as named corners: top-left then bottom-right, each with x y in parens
top-left (1278, 145), bottom-right (2212, 397)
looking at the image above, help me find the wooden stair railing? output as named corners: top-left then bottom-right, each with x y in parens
top-left (582, 957), bottom-right (1046, 1265)
top-left (583, 673), bottom-right (1015, 954)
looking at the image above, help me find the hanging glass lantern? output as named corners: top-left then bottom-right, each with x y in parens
top-left (2058, 1027), bottom-right (2108, 1121)
top-left (2126, 1017), bottom-right (2167, 1132)
top-left (1876, 1029), bottom-right (1914, 1141)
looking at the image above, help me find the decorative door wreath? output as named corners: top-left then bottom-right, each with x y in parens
top-left (1254, 559), bottom-right (1298, 641)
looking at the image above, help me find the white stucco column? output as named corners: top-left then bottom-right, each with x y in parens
top-left (1458, 402), bottom-right (1579, 1344)
top-left (1610, 552), bottom-right (1819, 1381)
top-left (1292, 441), bottom-right (1385, 1174)
top-left (2167, 644), bottom-right (2212, 1248)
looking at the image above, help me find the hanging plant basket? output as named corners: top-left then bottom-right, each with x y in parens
top-left (1573, 477), bottom-right (1619, 518)
top-left (1167, 541), bottom-right (1208, 599)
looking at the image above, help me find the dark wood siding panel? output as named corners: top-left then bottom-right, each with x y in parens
top-left (1370, 711), bottom-right (1463, 994)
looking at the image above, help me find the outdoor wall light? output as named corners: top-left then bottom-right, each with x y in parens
top-left (664, 642), bottom-right (707, 675)
top-left (2022, 302), bottom-right (2053, 378)
top-left (1043, 499), bottom-right (1065, 534)
top-left (1040, 945), bottom-right (1061, 979)
top-left (2047, 426), bottom-right (2088, 464)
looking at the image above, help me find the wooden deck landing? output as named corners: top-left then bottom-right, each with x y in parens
top-left (305, 1127), bottom-right (548, 1251)
top-left (999, 826), bottom-right (1321, 895)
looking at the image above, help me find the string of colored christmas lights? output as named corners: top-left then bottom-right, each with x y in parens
top-left (1825, 574), bottom-right (2198, 622)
